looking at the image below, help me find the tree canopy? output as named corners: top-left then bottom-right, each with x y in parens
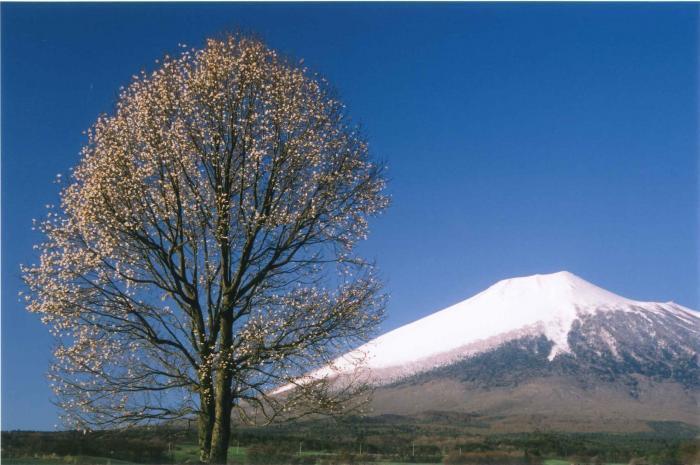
top-left (23, 34), bottom-right (388, 463)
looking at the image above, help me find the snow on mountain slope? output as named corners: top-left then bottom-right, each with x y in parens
top-left (286, 271), bottom-right (697, 389)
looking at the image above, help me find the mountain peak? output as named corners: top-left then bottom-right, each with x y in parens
top-left (282, 272), bottom-right (695, 392)
top-left (482, 271), bottom-right (633, 310)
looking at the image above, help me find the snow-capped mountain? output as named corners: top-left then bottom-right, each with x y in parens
top-left (313, 271), bottom-right (698, 385)
top-left (295, 271), bottom-right (699, 431)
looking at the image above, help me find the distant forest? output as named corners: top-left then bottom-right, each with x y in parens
top-left (3, 416), bottom-right (698, 464)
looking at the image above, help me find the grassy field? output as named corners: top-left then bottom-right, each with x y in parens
top-left (1, 452), bottom-right (439, 465)
top-left (0, 451), bottom-right (635, 465)
top-left (2, 456), bottom-right (139, 465)
top-left (171, 443), bottom-right (246, 463)
top-left (543, 461), bottom-right (627, 465)
top-left (5, 417), bottom-right (697, 464)
top-left (542, 460), bottom-right (570, 465)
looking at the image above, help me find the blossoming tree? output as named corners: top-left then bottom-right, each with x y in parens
top-left (22, 35), bottom-right (388, 463)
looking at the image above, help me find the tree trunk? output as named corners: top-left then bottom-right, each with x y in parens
top-left (208, 313), bottom-right (233, 464)
top-left (198, 385), bottom-right (215, 463)
top-left (209, 378), bottom-right (232, 463)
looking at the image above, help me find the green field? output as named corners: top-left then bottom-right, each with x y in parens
top-left (2, 455), bottom-right (633, 465)
top-left (0, 450), bottom-right (408, 464)
top-left (5, 452), bottom-right (630, 465)
top-left (171, 443), bottom-right (246, 463)
top-left (4, 419), bottom-right (698, 465)
top-left (2, 456), bottom-right (139, 465)
top-left (542, 460), bottom-right (570, 465)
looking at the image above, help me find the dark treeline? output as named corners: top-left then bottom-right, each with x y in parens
top-left (1, 429), bottom-right (172, 462)
top-left (233, 417), bottom-right (699, 465)
top-left (2, 417), bottom-right (698, 464)
top-left (478, 432), bottom-right (698, 465)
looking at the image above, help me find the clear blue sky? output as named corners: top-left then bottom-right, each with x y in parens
top-left (2, 3), bottom-right (698, 431)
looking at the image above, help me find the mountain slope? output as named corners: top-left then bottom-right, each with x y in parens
top-left (304, 271), bottom-right (699, 432)
top-left (317, 271), bottom-right (697, 383)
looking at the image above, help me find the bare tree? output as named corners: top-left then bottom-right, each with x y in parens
top-left (22, 35), bottom-right (388, 463)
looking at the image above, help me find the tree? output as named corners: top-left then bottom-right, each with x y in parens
top-left (22, 34), bottom-right (388, 463)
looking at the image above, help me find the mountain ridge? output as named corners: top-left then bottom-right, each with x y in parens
top-left (277, 271), bottom-right (699, 432)
top-left (305, 271), bottom-right (697, 387)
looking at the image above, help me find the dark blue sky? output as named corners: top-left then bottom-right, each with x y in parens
top-left (2, 3), bottom-right (698, 430)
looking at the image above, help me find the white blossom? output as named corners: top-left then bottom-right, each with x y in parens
top-left (23, 34), bottom-right (387, 463)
